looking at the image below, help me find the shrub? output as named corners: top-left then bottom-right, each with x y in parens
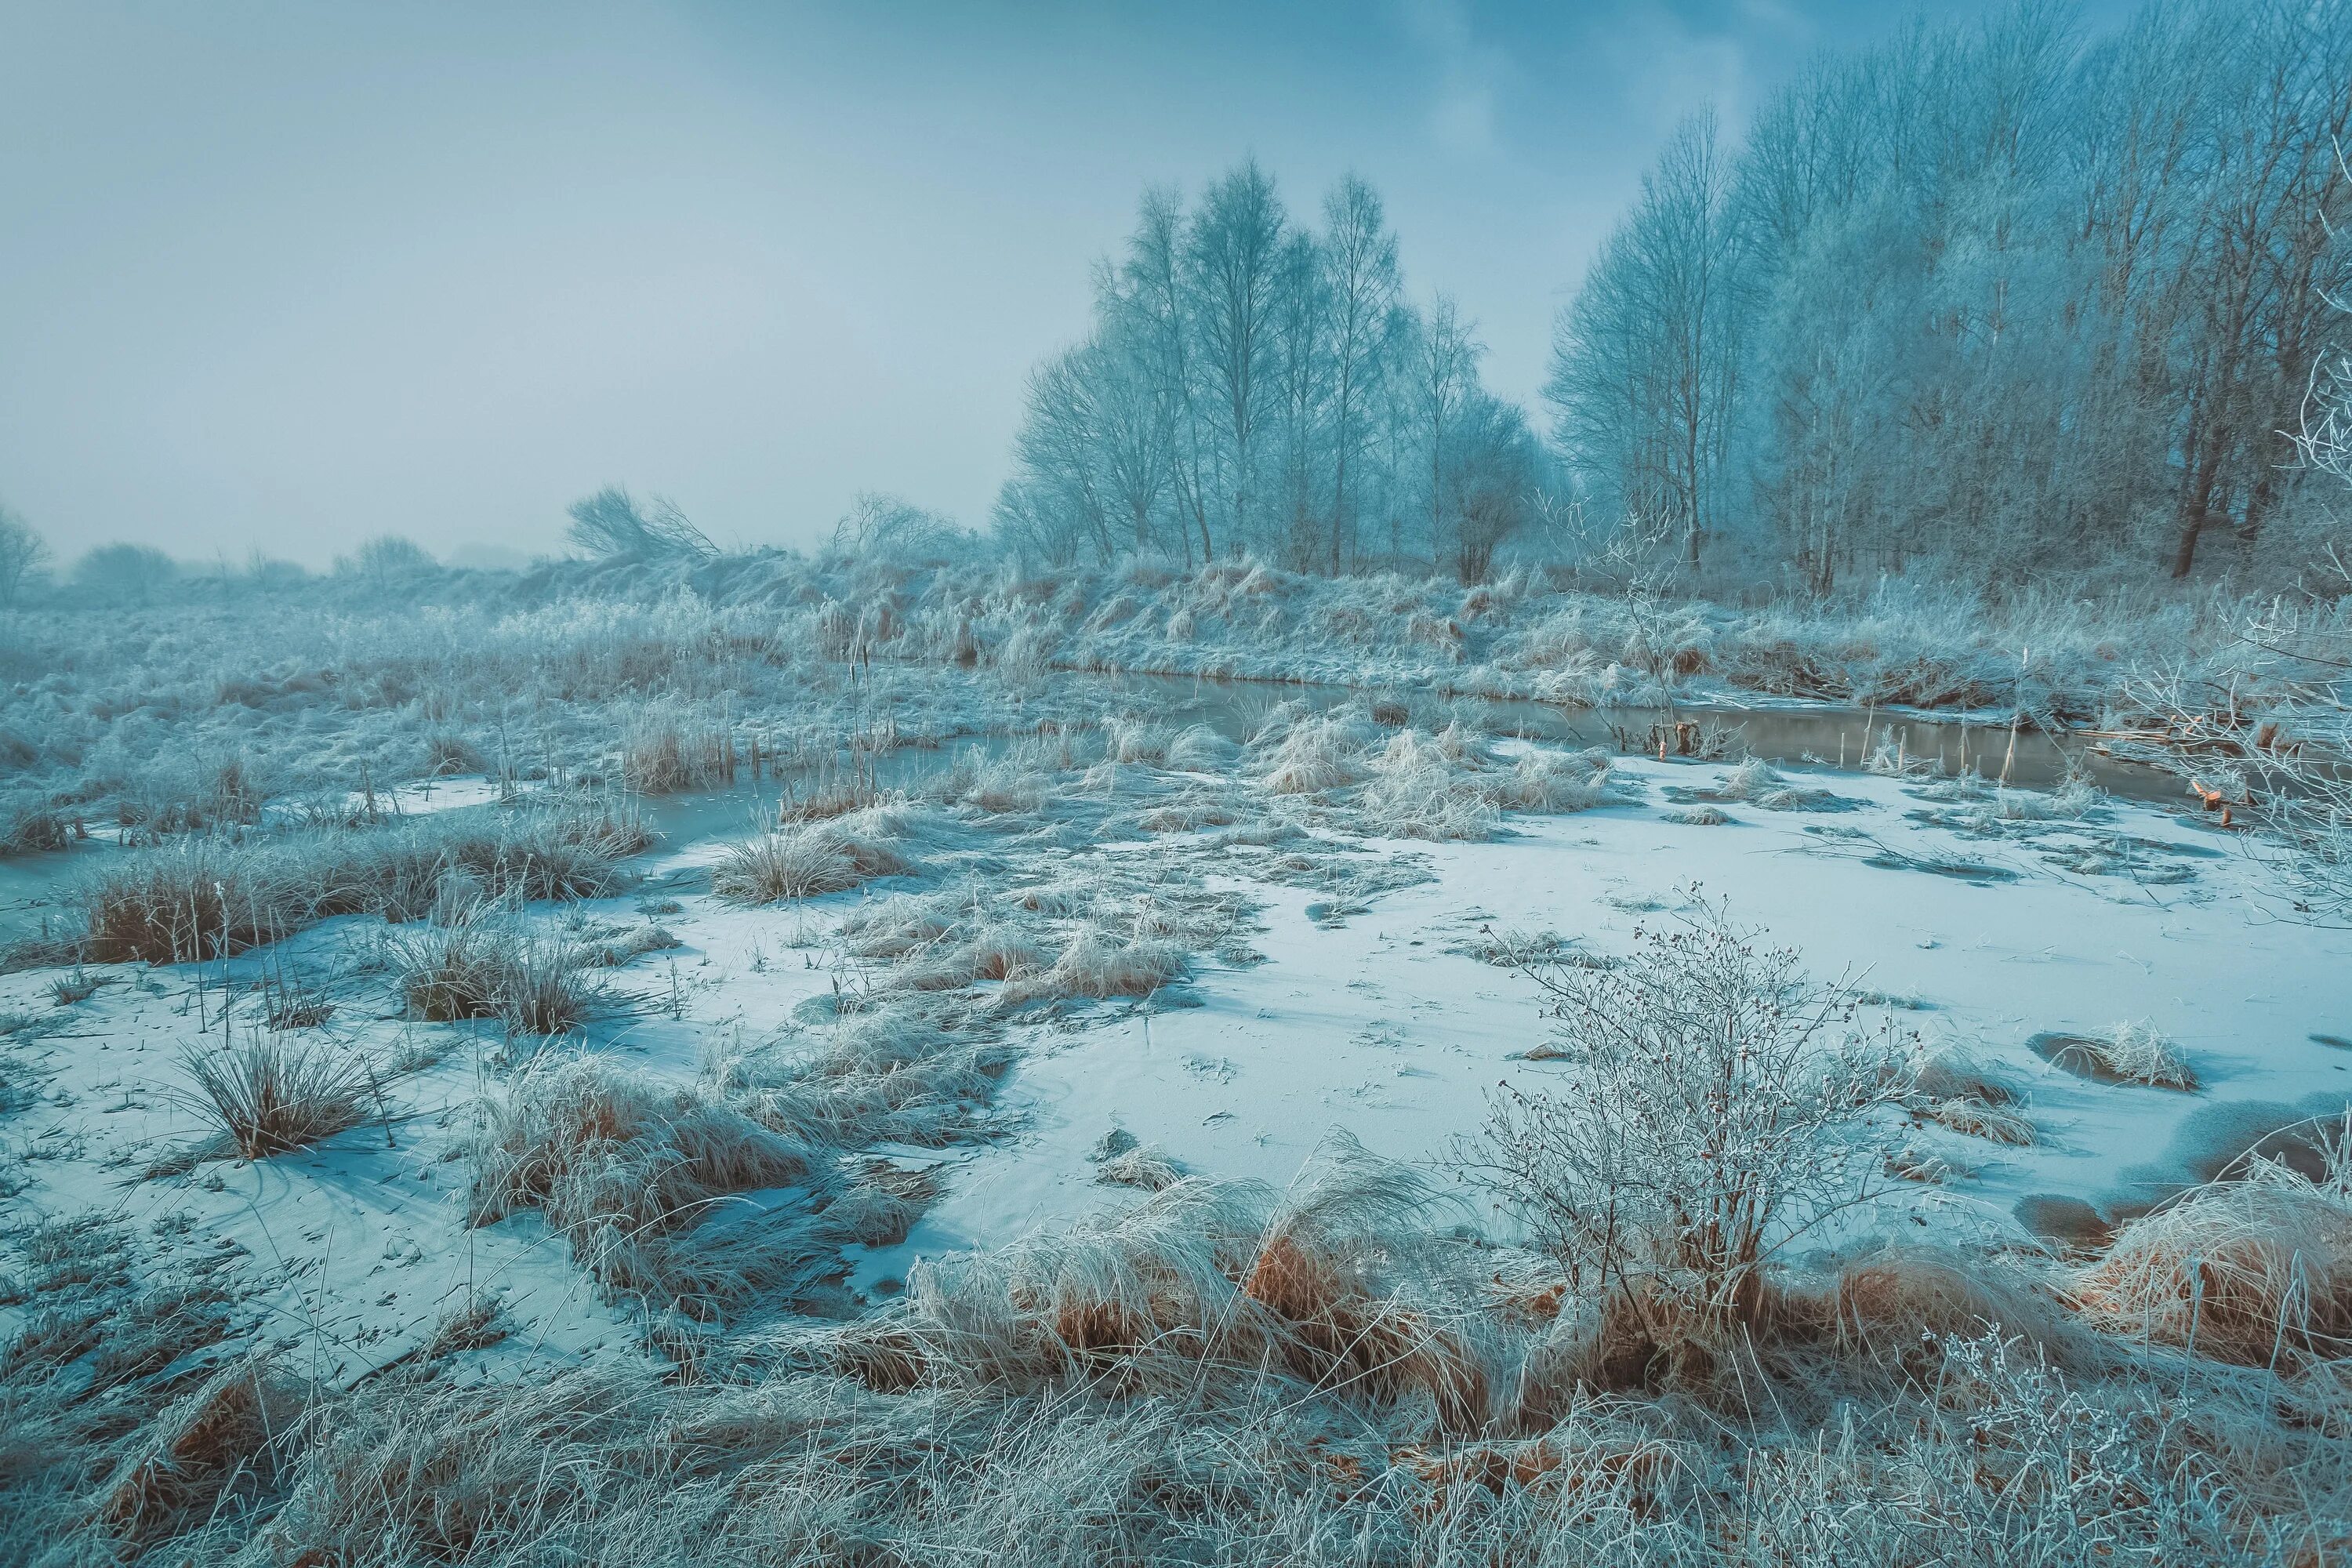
top-left (1461, 898), bottom-right (1906, 1352)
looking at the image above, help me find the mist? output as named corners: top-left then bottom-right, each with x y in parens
top-left (0, 0), bottom-right (2085, 566)
top-left (5, 5), bottom-right (2350, 1565)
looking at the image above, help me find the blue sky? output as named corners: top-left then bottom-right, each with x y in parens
top-left (0, 1), bottom-right (2132, 564)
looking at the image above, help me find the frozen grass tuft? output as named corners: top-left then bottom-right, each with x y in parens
top-left (1903, 1046), bottom-right (2035, 1145)
top-left (2075, 1139), bottom-right (2352, 1365)
top-left (1027, 928), bottom-right (1185, 1000)
top-left (711, 811), bottom-right (915, 902)
top-left (619, 708), bottom-right (742, 794)
top-left (94, 1359), bottom-right (299, 1551)
top-left (175, 1034), bottom-right (377, 1160)
top-left (389, 909), bottom-right (601, 1037)
top-left (469, 1054), bottom-right (824, 1311)
top-left (2034, 1020), bottom-right (2198, 1089)
top-left (833, 1134), bottom-right (1490, 1430)
top-left (1095, 1143), bottom-right (1187, 1191)
top-left (2099, 1018), bottom-right (2197, 1088)
top-left (1256, 711), bottom-right (1372, 794)
top-left (709, 998), bottom-right (1009, 1150)
top-left (1355, 730), bottom-right (1617, 840)
top-left (56, 801), bottom-right (648, 965)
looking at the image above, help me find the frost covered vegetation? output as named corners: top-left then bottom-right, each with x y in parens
top-left (3, 555), bottom-right (2350, 1561)
top-left (5, 0), bottom-right (2352, 1562)
top-left (996, 2), bottom-right (2350, 592)
top-left (0, 545), bottom-right (2342, 866)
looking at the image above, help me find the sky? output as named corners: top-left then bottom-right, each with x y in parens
top-left (0, 0), bottom-right (2133, 567)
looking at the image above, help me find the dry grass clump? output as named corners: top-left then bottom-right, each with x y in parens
top-left (96, 1360), bottom-right (299, 1549)
top-left (175, 1033), bottom-right (378, 1160)
top-left (837, 887), bottom-right (1047, 990)
top-left (2032, 1020), bottom-right (2198, 1089)
top-left (469, 1054), bottom-right (823, 1310)
top-left (1021, 928), bottom-right (1185, 1001)
top-left (76, 837), bottom-right (302, 964)
top-left (711, 811), bottom-right (914, 903)
top-left (837, 865), bottom-right (1237, 1011)
top-left (1256, 711), bottom-right (1374, 794)
top-left (1357, 728), bottom-right (1500, 840)
top-left (2, 802), bottom-right (78, 856)
top-left (575, 921), bottom-right (681, 967)
top-left (2077, 1182), bottom-right (2352, 1364)
top-left (49, 967), bottom-right (99, 1004)
top-left (1903, 1046), bottom-right (2036, 1145)
top-left (619, 709), bottom-right (742, 794)
top-left (708, 1000), bottom-right (1011, 1151)
top-left (1674, 757), bottom-right (1843, 812)
top-left (1164, 723), bottom-right (1240, 771)
top-left (2098, 1018), bottom-right (2198, 1089)
top-left (390, 913), bottom-right (600, 1037)
top-left (65, 802), bottom-right (648, 964)
top-left (1918, 1095), bottom-right (2037, 1145)
top-left (2075, 1124), bottom-right (2352, 1366)
top-left (1096, 1143), bottom-right (1186, 1191)
top-left (1487, 746), bottom-right (1616, 813)
top-left (1103, 713), bottom-right (1172, 765)
top-left (1355, 731), bottom-right (1616, 840)
top-left (833, 1136), bottom-right (1491, 1431)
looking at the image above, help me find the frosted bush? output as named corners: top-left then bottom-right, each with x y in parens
top-left (1462, 898), bottom-right (1907, 1342)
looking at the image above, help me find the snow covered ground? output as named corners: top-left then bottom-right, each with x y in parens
top-left (872, 755), bottom-right (2352, 1282)
top-left (6, 719), bottom-right (2345, 1385)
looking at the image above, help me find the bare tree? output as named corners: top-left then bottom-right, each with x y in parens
top-left (564, 485), bottom-right (714, 561)
top-left (1122, 186), bottom-right (1214, 566)
top-left (0, 502), bottom-right (47, 608)
top-left (1449, 394), bottom-right (1537, 585)
top-left (1413, 296), bottom-right (1481, 568)
top-left (833, 492), bottom-right (975, 563)
top-left (335, 533), bottom-right (435, 587)
top-left (1185, 162), bottom-right (1287, 555)
top-left (1321, 176), bottom-right (1404, 573)
top-left (1549, 111), bottom-right (1742, 572)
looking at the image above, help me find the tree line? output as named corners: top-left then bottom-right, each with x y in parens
top-left (1002, 0), bottom-right (2352, 589)
top-left (992, 165), bottom-right (1548, 583)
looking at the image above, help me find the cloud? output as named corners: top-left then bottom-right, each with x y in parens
top-left (1396, 0), bottom-right (1511, 156)
top-left (1596, 3), bottom-right (1754, 134)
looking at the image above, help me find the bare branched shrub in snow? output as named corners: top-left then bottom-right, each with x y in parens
top-left (1461, 898), bottom-right (1907, 1357)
